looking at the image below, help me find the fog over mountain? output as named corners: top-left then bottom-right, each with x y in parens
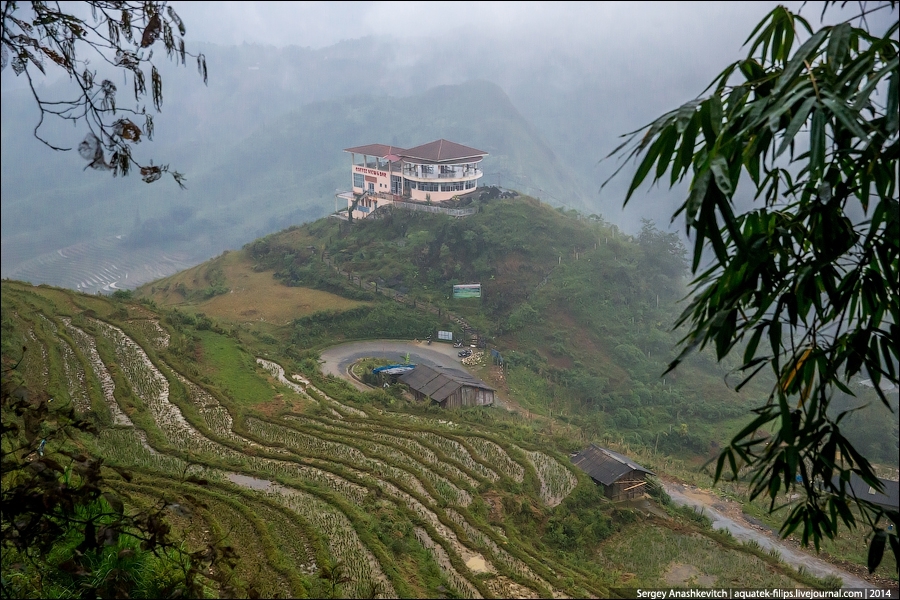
top-left (6, 1), bottom-right (886, 292)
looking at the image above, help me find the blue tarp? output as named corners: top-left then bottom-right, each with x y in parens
top-left (373, 364), bottom-right (417, 375)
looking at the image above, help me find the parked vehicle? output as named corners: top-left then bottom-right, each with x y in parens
top-left (458, 349), bottom-right (472, 358)
top-left (453, 341), bottom-right (463, 348)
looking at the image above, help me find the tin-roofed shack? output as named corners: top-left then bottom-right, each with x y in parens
top-left (570, 444), bottom-right (654, 501)
top-left (831, 473), bottom-right (900, 511)
top-left (399, 364), bottom-right (494, 408)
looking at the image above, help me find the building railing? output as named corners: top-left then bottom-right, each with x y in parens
top-left (392, 201), bottom-right (477, 218)
top-left (402, 169), bottom-right (482, 181)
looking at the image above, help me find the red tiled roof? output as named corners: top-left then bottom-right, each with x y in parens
top-left (400, 139), bottom-right (488, 163)
top-left (343, 144), bottom-right (406, 158)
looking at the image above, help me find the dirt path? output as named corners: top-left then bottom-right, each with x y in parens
top-left (319, 340), bottom-right (535, 416)
top-left (319, 339), bottom-right (464, 389)
top-left (318, 340), bottom-right (582, 428)
top-left (662, 480), bottom-right (878, 589)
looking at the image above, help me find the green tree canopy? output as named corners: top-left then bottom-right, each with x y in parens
top-left (608, 2), bottom-right (898, 572)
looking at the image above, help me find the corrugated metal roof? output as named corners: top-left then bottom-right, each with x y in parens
top-left (438, 366), bottom-right (494, 390)
top-left (832, 473), bottom-right (899, 510)
top-left (570, 444), bottom-right (654, 486)
top-left (399, 364), bottom-right (493, 402)
top-left (420, 374), bottom-right (454, 398)
top-left (399, 366), bottom-right (437, 390)
top-left (430, 379), bottom-right (464, 402)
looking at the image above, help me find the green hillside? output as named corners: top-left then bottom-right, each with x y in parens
top-left (235, 195), bottom-right (761, 459)
top-left (141, 194), bottom-right (899, 469)
top-left (4, 197), bottom-right (894, 596)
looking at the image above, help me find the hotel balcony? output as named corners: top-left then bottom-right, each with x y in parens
top-left (402, 168), bottom-right (483, 182)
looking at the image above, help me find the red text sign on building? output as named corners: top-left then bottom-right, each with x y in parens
top-left (354, 166), bottom-right (388, 177)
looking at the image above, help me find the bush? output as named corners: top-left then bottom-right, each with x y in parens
top-left (291, 302), bottom-right (438, 348)
top-left (545, 481), bottom-right (615, 552)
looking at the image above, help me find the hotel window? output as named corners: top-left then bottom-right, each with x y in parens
top-left (353, 173), bottom-right (364, 188)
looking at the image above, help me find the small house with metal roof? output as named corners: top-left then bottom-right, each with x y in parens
top-left (399, 364), bottom-right (494, 409)
top-left (831, 473), bottom-right (900, 511)
top-left (570, 444), bottom-right (654, 501)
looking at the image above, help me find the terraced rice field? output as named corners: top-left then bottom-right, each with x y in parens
top-left (522, 449), bottom-right (579, 507)
top-left (2, 285), bottom-right (604, 599)
top-left (6, 236), bottom-right (195, 294)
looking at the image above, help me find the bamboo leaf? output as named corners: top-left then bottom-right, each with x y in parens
top-left (887, 67), bottom-right (898, 135)
top-left (868, 530), bottom-right (886, 574)
top-left (710, 155), bottom-right (733, 196)
top-left (776, 96), bottom-right (816, 157)
top-left (821, 96), bottom-right (869, 142)
top-left (672, 112), bottom-right (701, 186)
top-left (655, 126), bottom-right (678, 180)
top-left (625, 126), bottom-right (673, 204)
top-left (826, 23), bottom-right (851, 69)
top-left (809, 109), bottom-right (826, 178)
top-left (685, 169), bottom-right (711, 227)
top-left (772, 28), bottom-right (829, 96)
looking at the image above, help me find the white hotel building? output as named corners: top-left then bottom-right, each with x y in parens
top-left (340, 139), bottom-right (488, 220)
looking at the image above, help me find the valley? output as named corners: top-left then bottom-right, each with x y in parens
top-left (3, 2), bottom-right (898, 596)
top-left (0, 280), bottom-right (839, 598)
top-left (4, 194), bottom-right (895, 597)
top-left (4, 235), bottom-right (198, 295)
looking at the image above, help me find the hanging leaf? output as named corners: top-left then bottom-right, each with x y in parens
top-left (607, 2), bottom-right (899, 568)
top-left (868, 530), bottom-right (887, 574)
top-left (140, 13), bottom-right (161, 47)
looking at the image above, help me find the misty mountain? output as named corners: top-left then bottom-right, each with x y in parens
top-left (2, 75), bottom-right (584, 292)
top-left (2, 25), bottom-right (724, 292)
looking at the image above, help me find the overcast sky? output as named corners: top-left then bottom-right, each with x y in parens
top-left (171, 1), bottom-right (800, 51)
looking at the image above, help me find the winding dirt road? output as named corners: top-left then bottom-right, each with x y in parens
top-left (662, 480), bottom-right (883, 589)
top-left (319, 339), bottom-right (466, 392)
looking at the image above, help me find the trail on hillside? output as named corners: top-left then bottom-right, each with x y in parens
top-left (319, 339), bottom-right (522, 410)
top-left (662, 481), bottom-right (876, 589)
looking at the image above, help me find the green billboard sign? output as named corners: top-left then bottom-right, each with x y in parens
top-left (452, 284), bottom-right (481, 299)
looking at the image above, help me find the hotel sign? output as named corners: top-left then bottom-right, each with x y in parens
top-left (354, 166), bottom-right (388, 178)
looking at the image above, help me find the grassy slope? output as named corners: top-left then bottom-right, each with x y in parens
top-left (127, 195), bottom-right (897, 580)
top-left (141, 195), bottom-right (897, 469)
top-left (141, 249), bottom-right (367, 326)
top-left (231, 196), bottom-right (770, 458)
